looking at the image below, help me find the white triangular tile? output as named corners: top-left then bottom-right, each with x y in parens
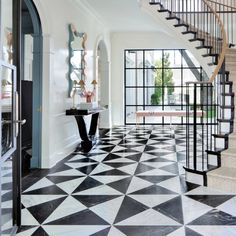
top-left (21, 209), bottom-right (40, 225)
top-left (48, 169), bottom-right (85, 176)
top-left (108, 226), bottom-right (126, 236)
top-left (91, 175), bottom-right (128, 184)
top-left (44, 196), bottom-right (87, 224)
top-left (24, 178), bottom-right (54, 193)
top-left (90, 163), bottom-right (114, 175)
top-left (65, 162), bottom-right (95, 169)
top-left (90, 196), bottom-right (124, 224)
top-left (97, 144), bottom-right (115, 149)
top-left (217, 196), bottom-right (236, 216)
top-left (129, 194), bottom-right (178, 208)
top-left (73, 184), bottom-right (123, 195)
top-left (89, 154), bottom-right (108, 162)
top-left (56, 177), bottom-right (86, 194)
top-left (105, 157), bottom-right (136, 163)
top-left (118, 163), bottom-right (138, 175)
top-left (182, 195), bottom-right (212, 224)
top-left (116, 209), bottom-right (180, 226)
top-left (43, 225), bottom-right (109, 236)
top-left (89, 149), bottom-right (107, 154)
top-left (21, 195), bottom-right (66, 208)
top-left (108, 140), bottom-right (123, 145)
top-left (131, 146), bottom-right (146, 152)
top-left (112, 146), bottom-right (127, 153)
top-left (144, 162), bottom-right (174, 169)
top-left (68, 154), bottom-right (87, 162)
top-left (161, 153), bottom-right (177, 162)
top-left (146, 139), bottom-right (159, 145)
top-left (140, 153), bottom-right (157, 162)
top-left (167, 226), bottom-right (186, 236)
top-left (114, 152), bottom-right (139, 158)
top-left (137, 168), bottom-right (176, 176)
top-left (126, 176), bottom-right (153, 194)
top-left (157, 176), bottom-right (183, 194)
top-left (187, 226), bottom-right (236, 236)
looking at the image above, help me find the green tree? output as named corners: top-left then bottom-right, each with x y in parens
top-left (151, 53), bottom-right (174, 105)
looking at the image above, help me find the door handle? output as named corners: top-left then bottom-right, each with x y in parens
top-left (1, 119), bottom-right (26, 125)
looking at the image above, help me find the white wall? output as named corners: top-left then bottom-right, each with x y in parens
top-left (33, 0), bottom-right (110, 168)
top-left (111, 31), bottom-right (185, 126)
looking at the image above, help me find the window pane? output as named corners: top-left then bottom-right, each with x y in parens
top-left (125, 50), bottom-right (143, 68)
top-left (145, 50), bottom-right (162, 68)
top-left (163, 50), bottom-right (182, 68)
top-left (126, 88), bottom-right (143, 105)
top-left (125, 69), bottom-right (144, 87)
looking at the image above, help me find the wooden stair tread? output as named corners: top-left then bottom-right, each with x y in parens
top-left (208, 167), bottom-right (236, 179)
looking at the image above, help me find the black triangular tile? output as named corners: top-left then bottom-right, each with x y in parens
top-left (135, 140), bottom-right (148, 145)
top-left (108, 177), bottom-right (132, 194)
top-left (137, 175), bottom-right (175, 184)
top-left (185, 195), bottom-right (235, 208)
top-left (32, 226), bottom-right (49, 236)
top-left (116, 226), bottom-right (180, 236)
top-left (69, 158), bottom-right (97, 163)
top-left (147, 151), bottom-right (174, 156)
top-left (188, 209), bottom-right (236, 225)
top-left (104, 162), bottom-right (134, 168)
top-left (76, 164), bottom-right (98, 175)
top-left (134, 163), bottom-right (155, 175)
top-left (100, 146), bottom-right (116, 152)
top-left (17, 226), bottom-right (37, 234)
top-left (49, 164), bottom-right (72, 174)
top-left (153, 196), bottom-right (184, 224)
top-left (27, 197), bottom-right (67, 224)
top-left (72, 177), bottom-right (103, 193)
top-left (119, 144), bottom-right (143, 149)
top-left (114, 196), bottom-right (148, 224)
top-left (185, 227), bottom-right (202, 236)
top-left (24, 185), bottom-right (67, 195)
top-left (90, 227), bottom-right (111, 236)
top-left (144, 145), bottom-right (158, 152)
top-left (46, 176), bottom-right (84, 184)
top-left (143, 157), bottom-right (174, 163)
top-left (125, 153), bottom-right (142, 162)
top-left (103, 153), bottom-right (124, 162)
top-left (73, 195), bottom-right (121, 207)
top-left (131, 185), bottom-right (177, 195)
top-left (93, 169), bottom-right (129, 176)
top-left (160, 163), bottom-right (179, 175)
top-left (45, 209), bottom-right (109, 225)
top-left (87, 152), bottom-right (108, 157)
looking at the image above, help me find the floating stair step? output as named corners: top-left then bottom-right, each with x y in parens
top-left (149, 1), bottom-right (162, 5)
top-left (166, 16), bottom-right (180, 21)
top-left (221, 92), bottom-right (235, 96)
top-left (220, 81), bottom-right (233, 85)
top-left (206, 148), bottom-right (224, 155)
top-left (212, 133), bottom-right (229, 138)
top-left (208, 62), bottom-right (218, 66)
top-left (218, 118), bottom-right (234, 123)
top-left (174, 23), bottom-right (189, 28)
top-left (182, 30), bottom-right (197, 35)
top-left (196, 45), bottom-right (213, 50)
top-left (219, 105), bottom-right (234, 109)
top-left (158, 9), bottom-right (171, 13)
top-left (208, 167), bottom-right (236, 179)
top-left (189, 38), bottom-right (204, 43)
top-left (202, 53), bottom-right (218, 58)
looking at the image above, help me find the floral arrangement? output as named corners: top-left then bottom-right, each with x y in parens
top-left (83, 90), bottom-right (95, 103)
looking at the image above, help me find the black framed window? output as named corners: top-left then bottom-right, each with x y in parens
top-left (124, 49), bottom-right (206, 125)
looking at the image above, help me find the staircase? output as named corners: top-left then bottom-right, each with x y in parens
top-left (207, 48), bottom-right (236, 193)
top-left (140, 0), bottom-right (236, 192)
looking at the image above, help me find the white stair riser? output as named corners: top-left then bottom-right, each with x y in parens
top-left (208, 175), bottom-right (236, 193)
top-left (185, 171), bottom-right (205, 185)
top-left (221, 84), bottom-right (231, 93)
top-left (222, 108), bottom-right (233, 119)
top-left (219, 122), bottom-right (231, 133)
top-left (222, 96), bottom-right (233, 106)
top-left (208, 154), bottom-right (218, 166)
top-left (221, 154), bottom-right (236, 168)
top-left (215, 137), bottom-right (226, 149)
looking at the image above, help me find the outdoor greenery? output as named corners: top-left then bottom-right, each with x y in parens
top-left (151, 53), bottom-right (174, 105)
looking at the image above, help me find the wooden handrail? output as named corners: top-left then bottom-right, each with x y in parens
top-left (207, 0), bottom-right (236, 11)
top-left (202, 0), bottom-right (228, 83)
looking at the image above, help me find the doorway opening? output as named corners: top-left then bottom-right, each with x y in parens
top-left (96, 40), bottom-right (111, 129)
top-left (21, 0), bottom-right (42, 175)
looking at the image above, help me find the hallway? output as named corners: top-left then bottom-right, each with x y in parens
top-left (17, 126), bottom-right (236, 236)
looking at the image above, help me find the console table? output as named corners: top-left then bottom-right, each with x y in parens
top-left (66, 107), bottom-right (106, 152)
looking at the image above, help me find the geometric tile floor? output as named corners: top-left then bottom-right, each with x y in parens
top-left (16, 126), bottom-right (236, 236)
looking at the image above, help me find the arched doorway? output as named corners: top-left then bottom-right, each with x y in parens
top-left (21, 0), bottom-right (42, 171)
top-left (96, 40), bottom-right (111, 128)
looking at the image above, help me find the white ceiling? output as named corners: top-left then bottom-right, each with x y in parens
top-left (81, 0), bottom-right (165, 32)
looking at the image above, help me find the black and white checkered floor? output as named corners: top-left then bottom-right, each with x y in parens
top-left (17, 126), bottom-right (236, 236)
